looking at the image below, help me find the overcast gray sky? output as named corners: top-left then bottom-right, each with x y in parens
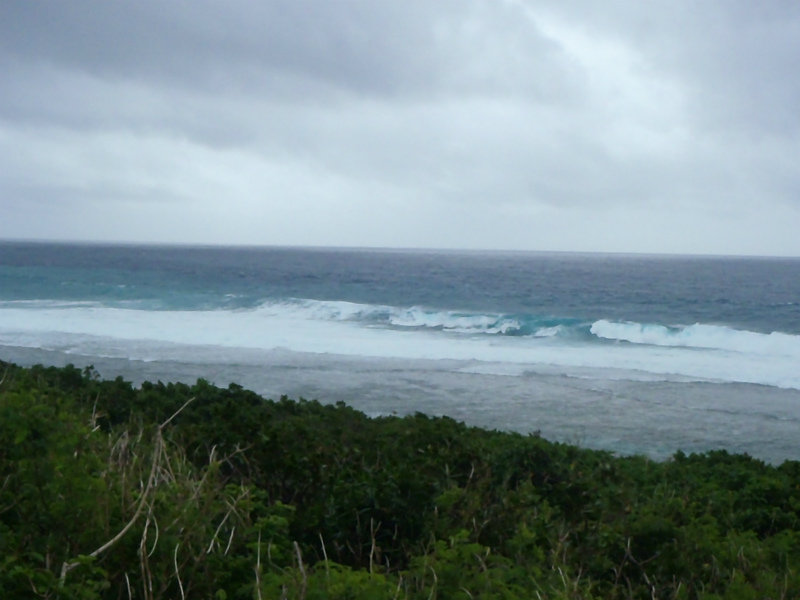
top-left (1, 1), bottom-right (799, 256)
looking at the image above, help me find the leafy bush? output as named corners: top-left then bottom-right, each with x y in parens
top-left (1, 360), bottom-right (799, 599)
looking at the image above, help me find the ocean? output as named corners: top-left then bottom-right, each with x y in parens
top-left (2, 241), bottom-right (799, 463)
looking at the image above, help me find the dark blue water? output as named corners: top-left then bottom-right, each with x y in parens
top-left (3, 241), bottom-right (799, 331)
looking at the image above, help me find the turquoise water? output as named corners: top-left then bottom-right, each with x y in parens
top-left (2, 241), bottom-right (800, 462)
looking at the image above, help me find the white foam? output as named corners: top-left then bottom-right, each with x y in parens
top-left (1, 301), bottom-right (799, 390)
top-left (534, 326), bottom-right (562, 338)
top-left (388, 307), bottom-right (520, 334)
top-left (591, 319), bottom-right (800, 356)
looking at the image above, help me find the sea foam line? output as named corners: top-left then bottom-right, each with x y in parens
top-left (3, 301), bottom-right (800, 389)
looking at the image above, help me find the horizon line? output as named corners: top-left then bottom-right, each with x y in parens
top-left (1, 236), bottom-right (798, 261)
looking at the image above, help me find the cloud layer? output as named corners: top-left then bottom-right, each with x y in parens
top-left (2, 0), bottom-right (799, 255)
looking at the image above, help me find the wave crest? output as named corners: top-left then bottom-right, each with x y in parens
top-left (388, 307), bottom-right (521, 334)
top-left (254, 300), bottom-right (529, 335)
top-left (590, 319), bottom-right (800, 356)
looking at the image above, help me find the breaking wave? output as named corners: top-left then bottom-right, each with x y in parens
top-left (2, 298), bottom-right (800, 389)
top-left (590, 319), bottom-right (800, 356)
top-left (251, 299), bottom-right (573, 338)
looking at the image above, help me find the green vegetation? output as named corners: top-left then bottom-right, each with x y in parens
top-left (1, 360), bottom-right (799, 599)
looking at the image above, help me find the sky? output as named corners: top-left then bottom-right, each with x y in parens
top-left (1, 1), bottom-right (799, 256)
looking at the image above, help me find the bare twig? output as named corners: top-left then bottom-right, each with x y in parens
top-left (224, 526), bottom-right (235, 556)
top-left (255, 530), bottom-right (263, 600)
top-left (159, 396), bottom-right (196, 430)
top-left (140, 511), bottom-right (154, 600)
top-left (207, 510), bottom-right (233, 554)
top-left (89, 392), bottom-right (100, 432)
top-left (294, 541), bottom-right (307, 600)
top-left (60, 436), bottom-right (162, 585)
top-left (147, 513), bottom-right (160, 558)
top-left (466, 463), bottom-right (476, 488)
top-left (59, 398), bottom-right (196, 586)
top-left (319, 533), bottom-right (330, 579)
top-left (369, 518), bottom-right (376, 575)
top-left (392, 574), bottom-right (404, 600)
top-left (427, 566), bottom-right (438, 600)
top-left (174, 543), bottom-right (185, 600)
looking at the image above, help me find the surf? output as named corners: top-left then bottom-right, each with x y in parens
top-left (591, 319), bottom-right (800, 356)
top-left (2, 298), bottom-right (800, 390)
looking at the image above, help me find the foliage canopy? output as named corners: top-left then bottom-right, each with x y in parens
top-left (1, 360), bottom-right (799, 598)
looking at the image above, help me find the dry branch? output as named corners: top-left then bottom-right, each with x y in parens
top-left (59, 397), bottom-right (196, 587)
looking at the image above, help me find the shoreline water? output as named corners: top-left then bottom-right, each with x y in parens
top-left (4, 344), bottom-right (800, 464)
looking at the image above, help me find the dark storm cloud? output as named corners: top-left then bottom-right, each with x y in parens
top-left (0, 0), bottom-right (578, 155)
top-left (0, 0), bottom-right (570, 101)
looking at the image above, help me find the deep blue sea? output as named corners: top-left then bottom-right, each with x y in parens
top-left (2, 241), bottom-right (800, 462)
